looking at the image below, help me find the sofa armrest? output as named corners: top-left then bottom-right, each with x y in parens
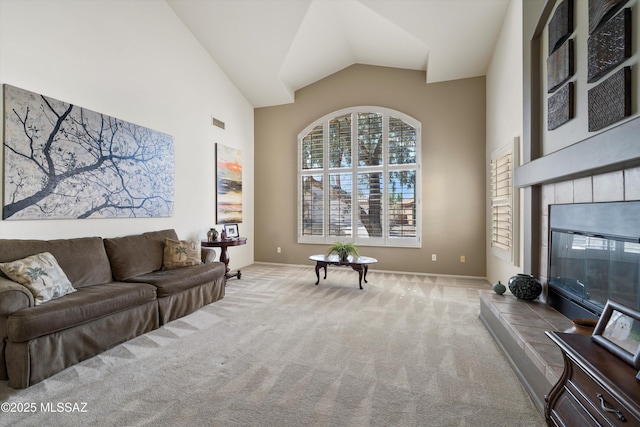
top-left (0, 277), bottom-right (33, 315)
top-left (201, 247), bottom-right (218, 264)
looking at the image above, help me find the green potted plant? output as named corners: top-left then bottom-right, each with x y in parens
top-left (327, 242), bottom-right (359, 262)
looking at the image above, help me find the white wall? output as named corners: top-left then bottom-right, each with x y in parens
top-left (0, 0), bottom-right (254, 271)
top-left (486, 0), bottom-right (524, 285)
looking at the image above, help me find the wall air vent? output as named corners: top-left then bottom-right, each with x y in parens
top-left (211, 116), bottom-right (225, 129)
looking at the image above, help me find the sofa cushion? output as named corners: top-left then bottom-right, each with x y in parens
top-left (0, 252), bottom-right (76, 305)
top-left (127, 262), bottom-right (225, 298)
top-left (162, 238), bottom-right (202, 270)
top-left (104, 229), bottom-right (178, 281)
top-left (0, 237), bottom-right (113, 288)
top-left (6, 282), bottom-right (157, 343)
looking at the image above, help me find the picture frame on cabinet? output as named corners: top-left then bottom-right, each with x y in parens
top-left (592, 300), bottom-right (640, 369)
top-left (223, 223), bottom-right (239, 239)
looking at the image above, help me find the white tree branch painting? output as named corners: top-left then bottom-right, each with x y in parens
top-left (3, 85), bottom-right (174, 220)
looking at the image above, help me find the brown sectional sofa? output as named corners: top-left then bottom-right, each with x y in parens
top-left (0, 229), bottom-right (226, 388)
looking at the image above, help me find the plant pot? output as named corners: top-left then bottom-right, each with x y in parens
top-left (492, 281), bottom-right (506, 295)
top-left (327, 242), bottom-right (359, 263)
top-left (508, 273), bottom-right (542, 301)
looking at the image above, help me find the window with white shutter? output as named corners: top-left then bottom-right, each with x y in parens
top-left (298, 107), bottom-right (421, 248)
top-left (490, 138), bottom-right (519, 264)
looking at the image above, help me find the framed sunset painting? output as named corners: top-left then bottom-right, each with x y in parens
top-left (216, 143), bottom-right (242, 223)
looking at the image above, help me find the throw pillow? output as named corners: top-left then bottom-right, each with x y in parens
top-left (0, 252), bottom-right (76, 305)
top-left (162, 238), bottom-right (202, 270)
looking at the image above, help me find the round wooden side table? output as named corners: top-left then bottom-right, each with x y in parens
top-left (201, 237), bottom-right (247, 280)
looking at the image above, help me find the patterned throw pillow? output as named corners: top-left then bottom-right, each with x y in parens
top-left (162, 238), bottom-right (202, 270)
top-left (0, 252), bottom-right (76, 305)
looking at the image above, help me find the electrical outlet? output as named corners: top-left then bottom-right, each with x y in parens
top-left (431, 254), bottom-right (437, 261)
top-left (277, 247), bottom-right (281, 253)
top-left (460, 255), bottom-right (466, 263)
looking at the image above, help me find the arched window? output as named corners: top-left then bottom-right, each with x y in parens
top-left (298, 106), bottom-right (421, 248)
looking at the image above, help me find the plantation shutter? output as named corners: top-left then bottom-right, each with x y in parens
top-left (302, 125), bottom-right (323, 170)
top-left (298, 107), bottom-right (421, 247)
top-left (300, 125), bottom-right (325, 240)
top-left (491, 139), bottom-right (518, 264)
top-left (328, 173), bottom-right (352, 237)
top-left (327, 115), bottom-right (353, 237)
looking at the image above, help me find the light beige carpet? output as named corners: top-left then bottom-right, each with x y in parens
top-left (0, 264), bottom-right (544, 426)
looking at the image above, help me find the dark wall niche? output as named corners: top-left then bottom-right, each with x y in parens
top-left (546, 0), bottom-right (575, 130)
top-left (546, 0), bottom-right (633, 132)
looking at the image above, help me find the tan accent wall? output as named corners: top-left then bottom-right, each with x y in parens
top-left (254, 64), bottom-right (486, 276)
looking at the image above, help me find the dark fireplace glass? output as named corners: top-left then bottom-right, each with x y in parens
top-left (548, 231), bottom-right (640, 315)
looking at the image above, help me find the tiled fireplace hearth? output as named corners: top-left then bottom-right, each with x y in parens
top-left (479, 290), bottom-right (570, 413)
top-left (482, 166), bottom-right (640, 414)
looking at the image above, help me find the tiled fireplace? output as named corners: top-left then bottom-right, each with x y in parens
top-left (538, 166), bottom-right (640, 306)
top-left (480, 165), bottom-right (640, 415)
top-left (546, 201), bottom-right (640, 320)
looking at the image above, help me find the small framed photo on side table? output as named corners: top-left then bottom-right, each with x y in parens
top-left (592, 300), bottom-right (640, 369)
top-left (223, 223), bottom-right (239, 239)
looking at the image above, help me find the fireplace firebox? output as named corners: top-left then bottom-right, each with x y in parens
top-left (547, 202), bottom-right (640, 320)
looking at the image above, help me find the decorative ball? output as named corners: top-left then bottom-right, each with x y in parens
top-left (508, 274), bottom-right (542, 301)
top-left (492, 281), bottom-right (506, 295)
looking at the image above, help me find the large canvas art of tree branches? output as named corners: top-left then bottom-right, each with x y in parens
top-left (2, 85), bottom-right (174, 220)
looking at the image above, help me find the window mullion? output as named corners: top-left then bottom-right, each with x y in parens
top-left (351, 112), bottom-right (358, 245)
top-left (323, 120), bottom-right (329, 240)
top-left (382, 111), bottom-right (389, 245)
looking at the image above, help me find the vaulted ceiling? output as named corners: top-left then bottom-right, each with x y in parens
top-left (167, 0), bottom-right (511, 108)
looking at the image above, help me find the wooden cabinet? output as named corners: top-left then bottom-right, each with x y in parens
top-left (545, 332), bottom-right (640, 426)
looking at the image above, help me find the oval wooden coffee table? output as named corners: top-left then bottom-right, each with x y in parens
top-left (309, 254), bottom-right (377, 290)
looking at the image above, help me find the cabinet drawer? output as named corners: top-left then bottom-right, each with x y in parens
top-left (550, 387), bottom-right (601, 427)
top-left (545, 332), bottom-right (640, 427)
top-left (568, 365), bottom-right (639, 426)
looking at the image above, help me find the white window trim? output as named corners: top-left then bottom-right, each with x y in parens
top-left (490, 137), bottom-right (519, 265)
top-left (298, 106), bottom-right (421, 248)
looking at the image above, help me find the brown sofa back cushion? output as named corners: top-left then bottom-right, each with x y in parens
top-left (0, 237), bottom-right (112, 288)
top-left (104, 229), bottom-right (179, 281)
